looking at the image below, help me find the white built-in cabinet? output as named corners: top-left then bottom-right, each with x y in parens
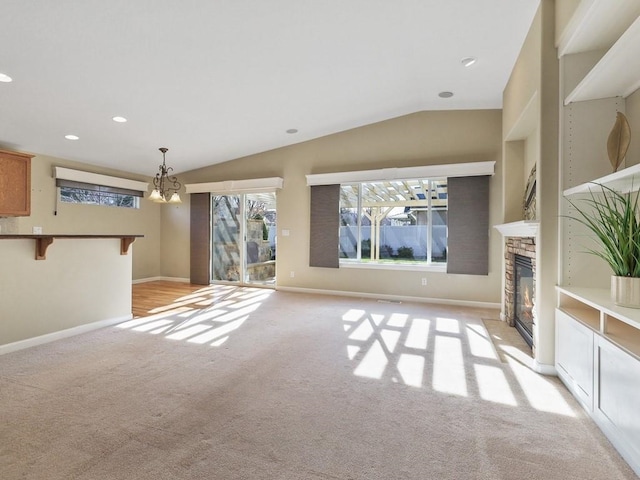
top-left (556, 287), bottom-right (640, 474)
top-left (557, 2), bottom-right (640, 476)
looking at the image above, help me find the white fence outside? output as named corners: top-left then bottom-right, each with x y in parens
top-left (339, 225), bottom-right (447, 260)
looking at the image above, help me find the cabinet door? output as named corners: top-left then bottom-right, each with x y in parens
top-left (596, 337), bottom-right (640, 467)
top-left (0, 149), bottom-right (33, 216)
top-left (556, 309), bottom-right (594, 411)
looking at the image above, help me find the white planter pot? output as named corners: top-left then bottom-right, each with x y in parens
top-left (611, 276), bottom-right (640, 308)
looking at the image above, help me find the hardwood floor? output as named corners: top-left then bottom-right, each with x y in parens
top-left (132, 281), bottom-right (219, 318)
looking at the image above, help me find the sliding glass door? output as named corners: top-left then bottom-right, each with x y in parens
top-left (212, 195), bottom-right (242, 282)
top-left (211, 193), bottom-right (276, 286)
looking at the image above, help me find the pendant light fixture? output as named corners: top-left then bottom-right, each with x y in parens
top-left (149, 147), bottom-right (182, 203)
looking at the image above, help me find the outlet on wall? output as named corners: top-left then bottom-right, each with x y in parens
top-left (33, 226), bottom-right (43, 234)
top-left (421, 278), bottom-right (427, 286)
top-left (290, 271), bottom-right (295, 278)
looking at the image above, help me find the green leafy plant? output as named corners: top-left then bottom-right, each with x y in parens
top-left (380, 244), bottom-right (394, 259)
top-left (397, 246), bottom-right (414, 259)
top-left (566, 183), bottom-right (640, 277)
top-left (361, 239), bottom-right (371, 259)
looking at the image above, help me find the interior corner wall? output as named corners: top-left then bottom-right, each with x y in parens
top-left (0, 153), bottom-right (162, 280)
top-left (554, 0), bottom-right (581, 47)
top-left (625, 88), bottom-right (640, 168)
top-left (536, 0), bottom-right (560, 368)
top-left (166, 110), bottom-right (504, 304)
top-left (503, 141), bottom-right (525, 223)
top-left (160, 192), bottom-right (191, 280)
top-left (501, 0), bottom-right (559, 368)
top-left (503, 7), bottom-right (542, 138)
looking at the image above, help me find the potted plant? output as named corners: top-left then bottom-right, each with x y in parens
top-left (566, 183), bottom-right (640, 308)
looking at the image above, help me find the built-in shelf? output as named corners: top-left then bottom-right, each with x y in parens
top-left (605, 317), bottom-right (640, 359)
top-left (562, 306), bottom-right (600, 331)
top-left (558, 0), bottom-right (640, 56)
top-left (564, 14), bottom-right (640, 105)
top-left (493, 220), bottom-right (539, 237)
top-left (558, 5), bottom-right (640, 476)
top-left (0, 234), bottom-right (143, 260)
top-left (557, 285), bottom-right (640, 358)
top-left (563, 162), bottom-right (640, 196)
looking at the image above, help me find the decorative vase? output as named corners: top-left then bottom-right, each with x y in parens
top-left (607, 112), bottom-right (631, 172)
top-left (611, 276), bottom-right (640, 308)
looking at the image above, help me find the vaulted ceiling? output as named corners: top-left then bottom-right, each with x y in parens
top-left (0, 1), bottom-right (540, 175)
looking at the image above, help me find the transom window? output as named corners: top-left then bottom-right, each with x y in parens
top-left (59, 182), bottom-right (140, 209)
top-left (339, 178), bottom-right (447, 265)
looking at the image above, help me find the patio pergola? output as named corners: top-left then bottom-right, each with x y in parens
top-left (340, 179), bottom-right (448, 260)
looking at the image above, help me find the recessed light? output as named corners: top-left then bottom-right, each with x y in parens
top-left (65, 134), bottom-right (79, 140)
top-left (0, 73), bottom-right (13, 83)
top-left (461, 57), bottom-right (477, 67)
top-left (286, 128), bottom-right (298, 134)
top-left (438, 91), bottom-right (454, 98)
top-left (112, 116), bottom-right (127, 123)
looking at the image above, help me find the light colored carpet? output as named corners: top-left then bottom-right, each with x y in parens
top-left (482, 318), bottom-right (533, 365)
top-left (0, 287), bottom-right (637, 479)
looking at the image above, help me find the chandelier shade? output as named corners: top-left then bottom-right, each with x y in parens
top-left (149, 147), bottom-right (182, 203)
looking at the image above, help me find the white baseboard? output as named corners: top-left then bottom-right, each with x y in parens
top-left (0, 314), bottom-right (132, 356)
top-left (533, 360), bottom-right (557, 376)
top-left (276, 286), bottom-right (501, 310)
top-left (133, 276), bottom-right (190, 284)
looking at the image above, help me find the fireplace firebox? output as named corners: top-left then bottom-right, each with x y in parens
top-left (514, 254), bottom-right (534, 347)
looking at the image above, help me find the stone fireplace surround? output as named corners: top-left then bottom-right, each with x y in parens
top-left (504, 237), bottom-right (536, 329)
top-left (494, 221), bottom-right (539, 354)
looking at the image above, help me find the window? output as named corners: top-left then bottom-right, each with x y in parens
top-left (57, 180), bottom-right (140, 209)
top-left (307, 162), bottom-right (493, 274)
top-left (339, 179), bottom-right (447, 265)
top-left (53, 166), bottom-right (148, 210)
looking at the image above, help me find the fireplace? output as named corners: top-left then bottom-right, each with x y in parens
top-left (502, 236), bottom-right (535, 351)
top-left (514, 254), bottom-right (534, 347)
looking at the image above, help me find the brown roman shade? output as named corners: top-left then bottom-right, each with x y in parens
top-left (190, 192), bottom-right (211, 284)
top-left (309, 184), bottom-right (340, 268)
top-left (55, 179), bottom-right (144, 197)
top-left (446, 175), bottom-right (490, 275)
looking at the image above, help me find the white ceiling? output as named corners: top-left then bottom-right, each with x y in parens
top-left (0, 0), bottom-right (540, 176)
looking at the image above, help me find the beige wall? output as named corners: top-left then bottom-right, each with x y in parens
top-left (0, 237), bottom-right (132, 347)
top-left (503, 8), bottom-right (541, 138)
top-left (163, 110), bottom-right (504, 304)
top-left (502, 1), bottom-right (559, 368)
top-left (0, 153), bottom-right (161, 280)
top-left (554, 0), bottom-right (581, 47)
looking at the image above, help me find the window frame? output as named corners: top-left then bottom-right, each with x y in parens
top-left (338, 178), bottom-right (448, 269)
top-left (54, 166), bottom-right (148, 210)
top-left (306, 161), bottom-right (495, 274)
top-left (58, 183), bottom-right (141, 209)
